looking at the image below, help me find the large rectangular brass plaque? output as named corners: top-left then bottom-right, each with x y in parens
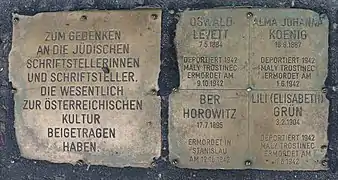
top-left (9, 10), bottom-right (162, 167)
top-left (171, 8), bottom-right (329, 170)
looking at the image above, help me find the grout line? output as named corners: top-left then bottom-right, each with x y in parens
top-left (247, 14), bottom-right (252, 160)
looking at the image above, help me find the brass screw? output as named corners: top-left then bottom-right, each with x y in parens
top-left (151, 14), bottom-right (158, 20)
top-left (172, 159), bottom-right (179, 165)
top-left (76, 159), bottom-right (85, 166)
top-left (321, 159), bottom-right (328, 167)
top-left (245, 160), bottom-right (252, 166)
top-left (11, 88), bottom-right (17, 94)
top-left (174, 14), bottom-right (180, 20)
top-left (151, 89), bottom-right (157, 95)
top-left (246, 12), bottom-right (253, 19)
top-left (321, 145), bottom-right (328, 150)
top-left (322, 87), bottom-right (327, 93)
top-left (80, 15), bottom-right (87, 21)
top-left (13, 17), bottom-right (19, 24)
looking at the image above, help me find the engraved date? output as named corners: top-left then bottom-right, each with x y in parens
top-left (197, 121), bottom-right (223, 128)
top-left (276, 80), bottom-right (300, 88)
top-left (274, 40), bottom-right (302, 48)
top-left (197, 80), bottom-right (224, 87)
top-left (199, 40), bottom-right (223, 48)
top-left (276, 118), bottom-right (300, 126)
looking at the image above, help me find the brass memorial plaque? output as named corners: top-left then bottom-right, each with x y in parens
top-left (176, 9), bottom-right (249, 90)
top-left (171, 8), bottom-right (329, 170)
top-left (249, 90), bottom-right (328, 170)
top-left (9, 10), bottom-right (162, 167)
top-left (169, 90), bottom-right (248, 169)
top-left (250, 9), bottom-right (328, 90)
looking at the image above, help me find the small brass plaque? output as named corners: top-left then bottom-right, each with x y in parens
top-left (171, 8), bottom-right (328, 170)
top-left (250, 9), bottom-right (328, 90)
top-left (9, 10), bottom-right (161, 167)
top-left (169, 90), bottom-right (248, 169)
top-left (249, 91), bottom-right (328, 170)
top-left (175, 9), bottom-right (249, 90)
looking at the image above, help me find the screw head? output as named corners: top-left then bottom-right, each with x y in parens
top-left (80, 15), bottom-right (87, 21)
top-left (151, 14), bottom-right (158, 20)
top-left (322, 87), bottom-right (327, 93)
top-left (321, 159), bottom-right (328, 167)
top-left (245, 160), bottom-right (252, 166)
top-left (11, 88), bottom-right (17, 94)
top-left (246, 12), bottom-right (253, 19)
top-left (172, 88), bottom-right (178, 93)
top-left (246, 87), bottom-right (252, 92)
top-left (76, 159), bottom-right (85, 166)
top-left (321, 145), bottom-right (328, 150)
top-left (151, 89), bottom-right (157, 95)
top-left (172, 159), bottom-right (179, 165)
top-left (13, 17), bottom-right (19, 24)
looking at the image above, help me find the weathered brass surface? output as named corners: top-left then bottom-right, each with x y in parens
top-left (175, 9), bottom-right (249, 90)
top-left (9, 10), bottom-right (162, 167)
top-left (249, 90), bottom-right (328, 170)
top-left (250, 9), bottom-right (328, 90)
top-left (171, 8), bottom-right (329, 170)
top-left (169, 90), bottom-right (248, 169)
